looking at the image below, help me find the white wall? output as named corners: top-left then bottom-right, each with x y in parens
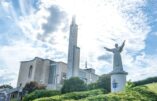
top-left (79, 69), bottom-right (99, 84)
top-left (17, 60), bottom-right (35, 87)
top-left (111, 74), bottom-right (127, 92)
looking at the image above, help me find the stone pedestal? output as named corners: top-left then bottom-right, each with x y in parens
top-left (110, 71), bottom-right (128, 92)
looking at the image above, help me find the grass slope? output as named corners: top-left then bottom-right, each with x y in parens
top-left (33, 86), bottom-right (157, 101)
top-left (146, 82), bottom-right (157, 94)
top-left (32, 83), bottom-right (157, 101)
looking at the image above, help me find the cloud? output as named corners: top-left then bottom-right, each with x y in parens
top-left (125, 53), bottom-right (157, 81)
top-left (42, 6), bottom-right (67, 34)
top-left (0, 68), bottom-right (16, 85)
top-left (37, 5), bottom-right (68, 43)
top-left (17, 2), bottom-right (69, 45)
top-left (0, 76), bottom-right (14, 84)
top-left (153, 32), bottom-right (157, 36)
top-left (98, 54), bottom-right (112, 62)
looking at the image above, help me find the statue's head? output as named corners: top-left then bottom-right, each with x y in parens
top-left (115, 43), bottom-right (118, 48)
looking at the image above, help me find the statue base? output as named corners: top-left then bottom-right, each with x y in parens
top-left (110, 70), bottom-right (128, 75)
top-left (110, 69), bottom-right (128, 92)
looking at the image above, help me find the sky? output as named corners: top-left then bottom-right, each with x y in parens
top-left (0, 0), bottom-right (157, 87)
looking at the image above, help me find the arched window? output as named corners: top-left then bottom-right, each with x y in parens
top-left (28, 65), bottom-right (33, 78)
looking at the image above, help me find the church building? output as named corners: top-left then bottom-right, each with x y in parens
top-left (17, 17), bottom-right (99, 90)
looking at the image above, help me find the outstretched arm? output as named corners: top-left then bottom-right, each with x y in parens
top-left (119, 40), bottom-right (125, 52)
top-left (104, 47), bottom-right (112, 52)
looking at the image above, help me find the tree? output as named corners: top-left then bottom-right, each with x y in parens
top-left (97, 74), bottom-right (111, 92)
top-left (61, 77), bottom-right (87, 93)
top-left (134, 76), bottom-right (157, 86)
top-left (125, 80), bottom-right (135, 91)
top-left (0, 84), bottom-right (13, 89)
top-left (23, 81), bottom-right (46, 94)
top-left (87, 82), bottom-right (98, 90)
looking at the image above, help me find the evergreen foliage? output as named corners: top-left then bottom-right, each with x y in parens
top-left (61, 77), bottom-right (87, 93)
top-left (97, 74), bottom-right (111, 92)
top-left (87, 82), bottom-right (98, 90)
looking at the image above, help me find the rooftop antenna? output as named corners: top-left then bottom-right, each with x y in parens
top-left (71, 0), bottom-right (76, 17)
top-left (85, 60), bottom-right (88, 69)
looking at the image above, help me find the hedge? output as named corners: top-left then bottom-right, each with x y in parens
top-left (23, 90), bottom-right (61, 101)
top-left (34, 89), bottom-right (106, 101)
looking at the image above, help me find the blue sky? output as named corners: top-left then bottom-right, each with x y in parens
top-left (0, 0), bottom-right (157, 87)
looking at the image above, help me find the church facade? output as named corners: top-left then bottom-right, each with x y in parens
top-left (17, 57), bottom-right (98, 90)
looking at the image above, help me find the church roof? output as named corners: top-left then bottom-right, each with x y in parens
top-left (21, 57), bottom-right (55, 63)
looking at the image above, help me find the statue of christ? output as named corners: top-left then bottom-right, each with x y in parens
top-left (104, 40), bottom-right (125, 70)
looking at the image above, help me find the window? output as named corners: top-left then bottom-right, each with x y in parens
top-left (61, 72), bottom-right (66, 84)
top-left (28, 65), bottom-right (33, 78)
top-left (19, 83), bottom-right (22, 87)
top-left (48, 64), bottom-right (56, 84)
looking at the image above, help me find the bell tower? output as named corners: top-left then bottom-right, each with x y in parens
top-left (67, 16), bottom-right (80, 79)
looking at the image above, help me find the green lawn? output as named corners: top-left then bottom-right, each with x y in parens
top-left (146, 82), bottom-right (157, 93)
top-left (11, 98), bottom-right (17, 101)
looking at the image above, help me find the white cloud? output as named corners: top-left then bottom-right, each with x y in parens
top-left (126, 54), bottom-right (157, 81)
top-left (153, 32), bottom-right (157, 36)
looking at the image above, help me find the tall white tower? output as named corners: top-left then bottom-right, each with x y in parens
top-left (67, 16), bottom-right (80, 79)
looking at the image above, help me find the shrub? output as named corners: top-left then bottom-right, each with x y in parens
top-left (23, 90), bottom-right (60, 101)
top-left (102, 86), bottom-right (157, 101)
top-left (77, 86), bottom-right (157, 101)
top-left (132, 86), bottom-right (157, 101)
top-left (62, 89), bottom-right (105, 100)
top-left (34, 89), bottom-right (106, 101)
top-left (97, 74), bottom-right (111, 92)
top-left (61, 77), bottom-right (87, 93)
top-left (125, 81), bottom-right (135, 91)
top-left (23, 81), bottom-right (46, 94)
top-left (81, 94), bottom-right (105, 101)
top-left (87, 83), bottom-right (98, 90)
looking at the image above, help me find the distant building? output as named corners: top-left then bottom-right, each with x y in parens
top-left (17, 57), bottom-right (99, 90)
top-left (0, 87), bottom-right (22, 101)
top-left (79, 68), bottom-right (98, 83)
